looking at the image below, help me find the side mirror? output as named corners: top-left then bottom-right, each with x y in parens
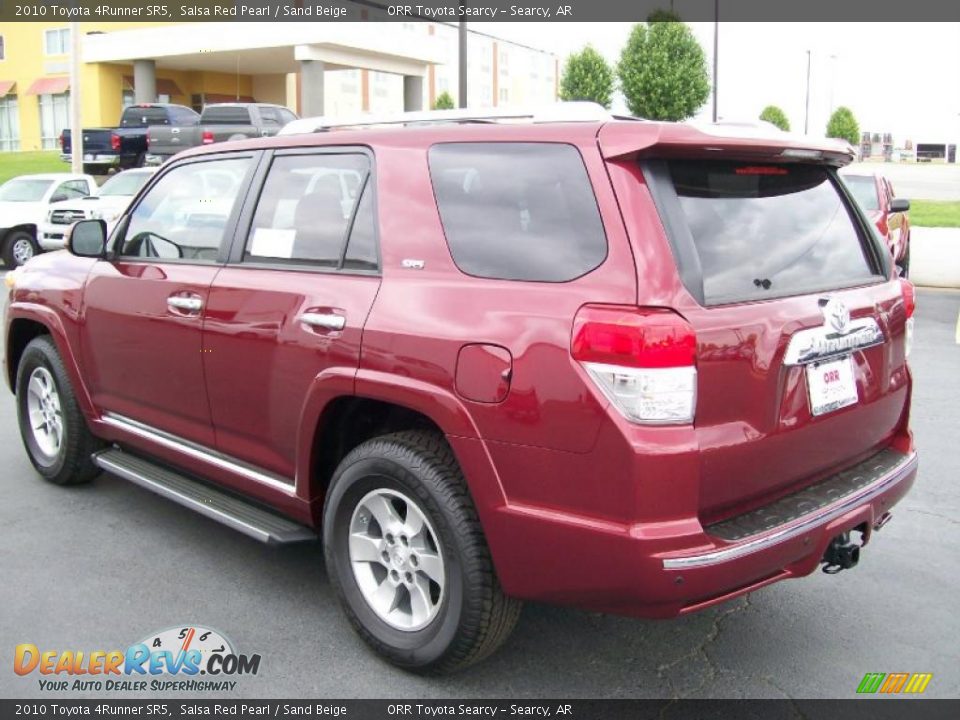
top-left (68, 219), bottom-right (107, 258)
top-left (890, 198), bottom-right (910, 213)
top-left (50, 193), bottom-right (69, 203)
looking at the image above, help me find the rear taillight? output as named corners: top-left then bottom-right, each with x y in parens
top-left (110, 133), bottom-right (120, 151)
top-left (59, 133), bottom-right (64, 150)
top-left (202, 130), bottom-right (214, 145)
top-left (900, 278), bottom-right (915, 357)
top-left (572, 307), bottom-right (697, 425)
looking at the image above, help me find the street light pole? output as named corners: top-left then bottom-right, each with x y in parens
top-left (712, 0), bottom-right (719, 122)
top-left (804, 50), bottom-right (811, 135)
top-left (458, 21), bottom-right (468, 108)
top-left (69, 21), bottom-right (82, 174)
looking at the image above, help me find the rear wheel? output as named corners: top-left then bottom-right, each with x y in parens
top-left (16, 336), bottom-right (102, 485)
top-left (3, 230), bottom-right (38, 268)
top-left (323, 430), bottom-right (521, 673)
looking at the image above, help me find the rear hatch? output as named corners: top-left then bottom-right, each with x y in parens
top-left (600, 124), bottom-right (912, 523)
top-left (147, 125), bottom-right (202, 157)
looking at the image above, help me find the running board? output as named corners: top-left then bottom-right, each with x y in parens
top-left (92, 448), bottom-right (315, 545)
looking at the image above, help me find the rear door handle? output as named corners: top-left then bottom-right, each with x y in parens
top-left (300, 312), bottom-right (345, 331)
top-left (167, 296), bottom-right (203, 313)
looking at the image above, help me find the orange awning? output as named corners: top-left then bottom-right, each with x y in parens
top-left (26, 76), bottom-right (70, 95)
top-left (0, 81), bottom-right (15, 98)
top-left (123, 76), bottom-right (185, 97)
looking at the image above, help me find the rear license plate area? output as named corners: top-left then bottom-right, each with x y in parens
top-left (806, 355), bottom-right (858, 416)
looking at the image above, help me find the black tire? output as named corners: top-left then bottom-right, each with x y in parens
top-left (16, 336), bottom-right (103, 485)
top-left (3, 230), bottom-right (38, 268)
top-left (323, 430), bottom-right (521, 673)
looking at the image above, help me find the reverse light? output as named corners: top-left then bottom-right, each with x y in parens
top-left (202, 130), bottom-right (215, 145)
top-left (900, 278), bottom-right (916, 358)
top-left (572, 307), bottom-right (697, 425)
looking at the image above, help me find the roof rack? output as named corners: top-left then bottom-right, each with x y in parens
top-left (278, 102), bottom-right (612, 136)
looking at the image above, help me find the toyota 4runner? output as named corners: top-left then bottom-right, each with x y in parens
top-left (4, 104), bottom-right (918, 673)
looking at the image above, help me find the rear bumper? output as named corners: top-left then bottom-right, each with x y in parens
top-left (483, 446), bottom-right (918, 618)
top-left (63, 153), bottom-right (119, 167)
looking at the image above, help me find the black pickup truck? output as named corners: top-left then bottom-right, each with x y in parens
top-left (61, 103), bottom-right (199, 175)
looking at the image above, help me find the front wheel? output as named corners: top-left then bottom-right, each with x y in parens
top-left (16, 336), bottom-right (102, 485)
top-left (3, 230), bottom-right (38, 268)
top-left (323, 431), bottom-right (521, 673)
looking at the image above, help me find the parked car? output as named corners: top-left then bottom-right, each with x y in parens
top-left (841, 169), bottom-right (911, 276)
top-left (38, 168), bottom-right (157, 252)
top-left (5, 107), bottom-right (918, 673)
top-left (0, 173), bottom-right (98, 267)
top-left (61, 103), bottom-right (200, 175)
top-left (145, 103), bottom-right (298, 166)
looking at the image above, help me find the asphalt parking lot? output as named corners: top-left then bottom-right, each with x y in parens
top-left (0, 286), bottom-right (957, 700)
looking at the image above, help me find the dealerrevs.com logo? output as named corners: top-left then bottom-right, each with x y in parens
top-left (14, 626), bottom-right (261, 692)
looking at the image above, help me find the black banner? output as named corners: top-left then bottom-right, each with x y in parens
top-left (1, 700), bottom-right (959, 719)
top-left (2, 0), bottom-right (960, 22)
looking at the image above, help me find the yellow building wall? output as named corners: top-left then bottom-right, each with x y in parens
top-left (0, 21), bottom-right (253, 151)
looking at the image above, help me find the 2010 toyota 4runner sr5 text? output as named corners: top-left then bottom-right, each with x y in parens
top-left (4, 104), bottom-right (918, 673)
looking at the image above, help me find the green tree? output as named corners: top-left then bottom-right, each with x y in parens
top-left (433, 91), bottom-right (455, 110)
top-left (826, 106), bottom-right (860, 146)
top-left (759, 105), bottom-right (790, 131)
top-left (559, 46), bottom-right (615, 109)
top-left (617, 20), bottom-right (710, 121)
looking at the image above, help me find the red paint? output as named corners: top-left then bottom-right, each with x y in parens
top-left (5, 119), bottom-right (916, 619)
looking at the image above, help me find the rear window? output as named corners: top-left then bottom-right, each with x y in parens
top-left (664, 161), bottom-right (879, 305)
top-left (121, 106), bottom-right (174, 127)
top-left (202, 106), bottom-right (252, 125)
top-left (429, 143), bottom-right (607, 282)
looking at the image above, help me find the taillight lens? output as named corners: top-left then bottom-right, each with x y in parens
top-left (59, 133), bottom-right (64, 150)
top-left (572, 307), bottom-right (697, 425)
top-left (900, 278), bottom-right (915, 358)
top-left (110, 133), bottom-right (120, 151)
top-left (202, 130), bottom-right (214, 145)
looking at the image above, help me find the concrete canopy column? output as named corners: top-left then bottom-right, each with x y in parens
top-left (403, 75), bottom-right (424, 112)
top-left (299, 60), bottom-right (325, 117)
top-left (133, 59), bottom-right (157, 104)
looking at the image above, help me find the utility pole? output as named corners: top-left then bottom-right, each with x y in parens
top-left (69, 21), bottom-right (82, 174)
top-left (828, 54), bottom-right (838, 116)
top-left (804, 50), bottom-right (811, 135)
top-left (712, 0), bottom-right (719, 122)
top-left (458, 21), bottom-right (468, 108)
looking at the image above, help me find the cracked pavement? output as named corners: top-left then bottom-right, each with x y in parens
top-left (0, 288), bottom-right (957, 700)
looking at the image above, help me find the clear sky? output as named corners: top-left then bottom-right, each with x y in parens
top-left (472, 21), bottom-right (960, 143)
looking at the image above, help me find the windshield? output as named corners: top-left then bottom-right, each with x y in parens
top-left (100, 171), bottom-right (152, 197)
top-left (842, 175), bottom-right (880, 212)
top-left (0, 178), bottom-right (53, 202)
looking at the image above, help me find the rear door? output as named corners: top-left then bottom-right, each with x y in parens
top-left (201, 148), bottom-right (380, 480)
top-left (617, 155), bottom-right (909, 521)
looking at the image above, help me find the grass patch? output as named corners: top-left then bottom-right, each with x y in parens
top-left (0, 151), bottom-right (67, 185)
top-left (910, 200), bottom-right (960, 228)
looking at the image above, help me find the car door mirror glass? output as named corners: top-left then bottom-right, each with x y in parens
top-left (68, 220), bottom-right (107, 258)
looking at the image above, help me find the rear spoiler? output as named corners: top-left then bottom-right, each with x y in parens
top-left (599, 121), bottom-right (856, 167)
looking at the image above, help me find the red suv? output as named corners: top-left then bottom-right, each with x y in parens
top-left (4, 107), bottom-right (918, 673)
top-left (841, 169), bottom-right (911, 276)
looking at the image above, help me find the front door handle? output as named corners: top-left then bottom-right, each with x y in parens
top-left (300, 312), bottom-right (346, 331)
top-left (167, 296), bottom-right (203, 313)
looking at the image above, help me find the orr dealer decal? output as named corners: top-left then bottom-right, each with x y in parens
top-left (13, 626), bottom-right (260, 692)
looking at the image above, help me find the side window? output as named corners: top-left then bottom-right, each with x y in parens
top-left (244, 153), bottom-right (370, 268)
top-left (54, 180), bottom-right (90, 200)
top-left (343, 184), bottom-right (377, 271)
top-left (259, 107), bottom-right (281, 126)
top-left (428, 143), bottom-right (607, 282)
top-left (279, 109), bottom-right (298, 125)
top-left (120, 157), bottom-right (250, 262)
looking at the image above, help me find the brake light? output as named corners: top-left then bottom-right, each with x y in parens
top-left (900, 278), bottom-right (916, 357)
top-left (735, 166), bottom-right (788, 176)
top-left (202, 130), bottom-right (214, 145)
top-left (110, 133), bottom-right (120, 151)
top-left (572, 307), bottom-right (698, 425)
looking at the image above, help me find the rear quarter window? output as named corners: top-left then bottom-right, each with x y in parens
top-left (428, 143), bottom-right (607, 282)
top-left (660, 160), bottom-right (881, 305)
top-left (202, 106), bottom-right (252, 125)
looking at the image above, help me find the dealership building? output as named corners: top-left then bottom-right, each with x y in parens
top-left (0, 10), bottom-right (558, 152)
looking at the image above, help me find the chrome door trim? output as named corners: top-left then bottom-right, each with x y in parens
top-left (101, 412), bottom-right (296, 495)
top-left (661, 451), bottom-right (917, 570)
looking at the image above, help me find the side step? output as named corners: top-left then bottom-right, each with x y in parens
top-left (92, 448), bottom-right (316, 545)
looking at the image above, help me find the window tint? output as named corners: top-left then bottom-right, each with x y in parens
top-left (258, 107), bottom-right (281, 126)
top-left (429, 143), bottom-right (606, 282)
top-left (343, 184), bottom-right (378, 271)
top-left (55, 180), bottom-right (90, 199)
top-left (279, 108), bottom-right (298, 125)
top-left (202, 106), bottom-right (252, 125)
top-left (667, 161), bottom-right (878, 304)
top-left (121, 106), bottom-right (173, 127)
top-left (245, 154), bottom-right (369, 267)
top-left (842, 174), bottom-right (880, 212)
top-left (120, 157), bottom-right (250, 262)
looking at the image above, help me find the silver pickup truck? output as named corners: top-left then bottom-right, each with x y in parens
top-left (145, 103), bottom-right (298, 165)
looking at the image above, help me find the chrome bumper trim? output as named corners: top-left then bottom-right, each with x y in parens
top-left (662, 451), bottom-right (917, 570)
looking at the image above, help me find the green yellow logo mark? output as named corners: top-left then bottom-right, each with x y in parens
top-left (857, 672), bottom-right (933, 694)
